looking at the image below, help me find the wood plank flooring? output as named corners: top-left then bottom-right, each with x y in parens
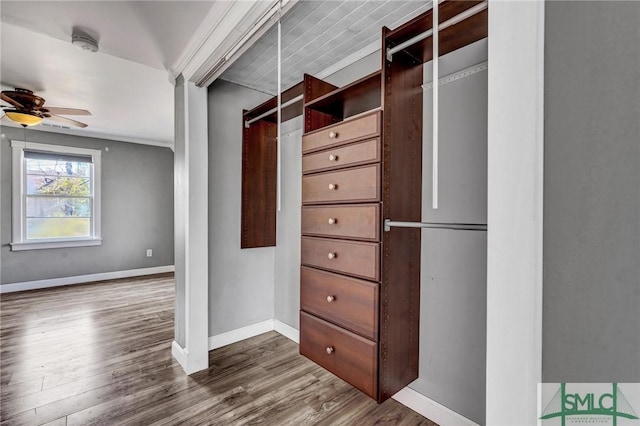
top-left (0, 274), bottom-right (437, 425)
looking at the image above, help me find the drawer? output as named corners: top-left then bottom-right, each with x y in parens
top-left (302, 164), bottom-right (379, 205)
top-left (302, 111), bottom-right (381, 154)
top-left (301, 237), bottom-right (379, 281)
top-left (301, 204), bottom-right (380, 241)
top-left (301, 266), bottom-right (378, 340)
top-left (302, 138), bottom-right (380, 174)
top-left (300, 311), bottom-right (377, 398)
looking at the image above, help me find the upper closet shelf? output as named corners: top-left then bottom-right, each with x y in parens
top-left (303, 71), bottom-right (381, 133)
top-left (304, 71), bottom-right (381, 116)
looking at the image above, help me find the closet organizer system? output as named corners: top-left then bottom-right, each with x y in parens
top-left (241, 1), bottom-right (488, 402)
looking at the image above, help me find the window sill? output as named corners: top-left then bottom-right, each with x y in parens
top-left (10, 239), bottom-right (103, 251)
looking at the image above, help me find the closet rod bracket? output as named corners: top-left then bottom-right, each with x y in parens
top-left (384, 219), bottom-right (487, 232)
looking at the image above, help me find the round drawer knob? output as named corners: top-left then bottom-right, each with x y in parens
top-left (327, 252), bottom-right (337, 259)
top-left (326, 295), bottom-right (335, 303)
top-left (328, 183), bottom-right (337, 190)
top-left (328, 154), bottom-right (338, 161)
top-left (326, 346), bottom-right (334, 354)
top-left (329, 131), bottom-right (338, 139)
top-left (327, 218), bottom-right (337, 225)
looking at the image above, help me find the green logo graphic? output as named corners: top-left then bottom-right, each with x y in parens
top-left (541, 383), bottom-right (639, 426)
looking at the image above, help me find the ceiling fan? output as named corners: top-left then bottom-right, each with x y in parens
top-left (1, 88), bottom-right (91, 128)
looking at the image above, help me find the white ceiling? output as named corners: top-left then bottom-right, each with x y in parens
top-left (222, 0), bottom-right (431, 94)
top-left (0, 1), bottom-right (215, 147)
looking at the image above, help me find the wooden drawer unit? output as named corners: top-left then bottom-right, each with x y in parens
top-left (301, 204), bottom-right (380, 241)
top-left (301, 237), bottom-right (379, 281)
top-left (302, 164), bottom-right (380, 205)
top-left (302, 138), bottom-right (380, 174)
top-left (301, 267), bottom-right (378, 340)
top-left (302, 111), bottom-right (381, 154)
top-left (300, 312), bottom-right (378, 398)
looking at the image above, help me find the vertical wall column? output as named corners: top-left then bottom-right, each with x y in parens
top-left (486, 1), bottom-right (544, 424)
top-left (172, 75), bottom-right (209, 374)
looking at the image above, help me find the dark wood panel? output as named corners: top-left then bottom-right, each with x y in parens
top-left (305, 71), bottom-right (382, 123)
top-left (304, 74), bottom-right (339, 132)
top-left (302, 111), bottom-right (381, 154)
top-left (301, 266), bottom-right (379, 340)
top-left (378, 27), bottom-right (424, 403)
top-left (304, 73), bottom-right (339, 103)
top-left (241, 117), bottom-right (277, 248)
top-left (299, 312), bottom-right (378, 399)
top-left (302, 164), bottom-right (380, 205)
top-left (302, 138), bottom-right (380, 175)
top-left (301, 236), bottom-right (380, 281)
top-left (301, 204), bottom-right (380, 242)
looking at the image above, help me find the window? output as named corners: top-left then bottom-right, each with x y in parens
top-left (11, 141), bottom-right (102, 250)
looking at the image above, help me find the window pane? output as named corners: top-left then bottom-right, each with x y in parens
top-left (26, 175), bottom-right (90, 196)
top-left (25, 158), bottom-right (91, 178)
top-left (26, 197), bottom-right (91, 218)
top-left (26, 218), bottom-right (90, 239)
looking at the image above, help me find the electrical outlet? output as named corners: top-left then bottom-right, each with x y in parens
top-left (146, 249), bottom-right (152, 257)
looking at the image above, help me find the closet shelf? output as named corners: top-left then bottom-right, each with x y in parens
top-left (304, 71), bottom-right (381, 119)
top-left (243, 82), bottom-right (303, 125)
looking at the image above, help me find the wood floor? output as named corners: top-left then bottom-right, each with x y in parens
top-left (0, 274), bottom-right (436, 426)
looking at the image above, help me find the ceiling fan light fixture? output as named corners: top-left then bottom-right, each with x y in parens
top-left (72, 32), bottom-right (99, 53)
top-left (5, 111), bottom-right (43, 127)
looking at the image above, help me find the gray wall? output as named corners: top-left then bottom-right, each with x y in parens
top-left (543, 2), bottom-right (640, 382)
top-left (274, 118), bottom-right (303, 329)
top-left (207, 79), bottom-right (274, 335)
top-left (0, 126), bottom-right (174, 285)
top-left (409, 39), bottom-right (488, 425)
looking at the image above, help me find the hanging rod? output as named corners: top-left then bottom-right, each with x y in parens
top-left (386, 1), bottom-right (488, 62)
top-left (244, 94), bottom-right (303, 128)
top-left (384, 219), bottom-right (487, 232)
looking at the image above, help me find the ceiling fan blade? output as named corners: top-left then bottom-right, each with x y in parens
top-left (1, 93), bottom-right (24, 108)
top-left (46, 114), bottom-right (88, 128)
top-left (41, 107), bottom-right (91, 116)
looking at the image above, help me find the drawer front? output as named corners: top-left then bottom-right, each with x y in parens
top-left (301, 237), bottom-right (379, 281)
top-left (302, 138), bottom-right (380, 174)
top-left (300, 312), bottom-right (377, 398)
top-left (301, 204), bottom-right (380, 241)
top-left (302, 111), bottom-right (381, 154)
top-left (302, 165), bottom-right (379, 205)
top-left (301, 266), bottom-right (378, 340)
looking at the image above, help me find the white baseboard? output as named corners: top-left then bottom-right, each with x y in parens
top-left (0, 265), bottom-right (175, 293)
top-left (172, 340), bottom-right (208, 375)
top-left (208, 319), bottom-right (275, 350)
top-left (273, 319), bottom-right (299, 343)
top-left (172, 340), bottom-right (188, 367)
top-left (208, 318), bottom-right (300, 351)
top-left (393, 387), bottom-right (479, 426)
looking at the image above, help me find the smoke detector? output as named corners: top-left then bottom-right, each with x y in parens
top-left (72, 30), bottom-right (99, 53)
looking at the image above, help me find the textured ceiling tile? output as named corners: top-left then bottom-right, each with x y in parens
top-left (221, 0), bottom-right (428, 95)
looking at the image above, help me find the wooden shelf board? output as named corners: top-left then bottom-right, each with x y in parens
top-left (304, 70), bottom-right (382, 117)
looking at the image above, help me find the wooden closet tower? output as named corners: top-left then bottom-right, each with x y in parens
top-left (241, 0), bottom-right (488, 403)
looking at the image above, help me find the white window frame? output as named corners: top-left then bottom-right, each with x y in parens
top-left (11, 140), bottom-right (102, 251)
